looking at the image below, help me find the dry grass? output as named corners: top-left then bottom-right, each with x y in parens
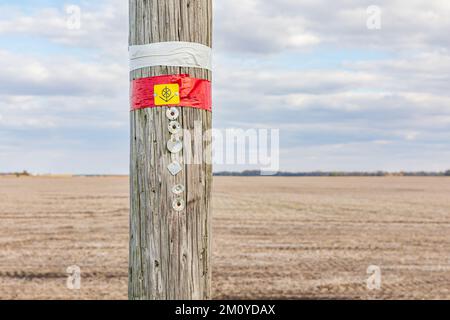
top-left (0, 176), bottom-right (449, 300)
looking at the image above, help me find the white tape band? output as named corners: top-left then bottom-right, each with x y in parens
top-left (129, 42), bottom-right (212, 71)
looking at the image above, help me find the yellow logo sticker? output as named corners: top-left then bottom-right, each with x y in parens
top-left (154, 84), bottom-right (180, 106)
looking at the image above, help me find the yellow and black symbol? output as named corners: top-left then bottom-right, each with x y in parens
top-left (154, 84), bottom-right (180, 106)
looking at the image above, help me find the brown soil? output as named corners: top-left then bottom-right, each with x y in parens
top-left (0, 176), bottom-right (449, 299)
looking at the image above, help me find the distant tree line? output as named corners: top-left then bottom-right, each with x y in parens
top-left (214, 170), bottom-right (450, 177)
top-left (0, 170), bottom-right (31, 177)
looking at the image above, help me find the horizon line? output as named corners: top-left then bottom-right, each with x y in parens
top-left (1, 169), bottom-right (450, 177)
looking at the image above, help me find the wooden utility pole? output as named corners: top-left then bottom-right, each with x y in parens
top-left (129, 0), bottom-right (212, 300)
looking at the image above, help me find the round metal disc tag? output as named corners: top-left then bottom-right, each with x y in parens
top-left (168, 121), bottom-right (181, 134)
top-left (166, 107), bottom-right (179, 121)
top-left (167, 136), bottom-right (183, 154)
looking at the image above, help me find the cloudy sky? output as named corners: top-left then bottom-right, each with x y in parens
top-left (0, 0), bottom-right (449, 174)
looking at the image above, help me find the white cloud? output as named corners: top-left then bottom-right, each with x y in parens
top-left (215, 0), bottom-right (320, 54)
top-left (258, 0), bottom-right (450, 51)
top-left (0, 1), bottom-right (128, 59)
top-left (0, 49), bottom-right (127, 97)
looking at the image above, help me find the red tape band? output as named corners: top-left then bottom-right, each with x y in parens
top-left (131, 74), bottom-right (212, 112)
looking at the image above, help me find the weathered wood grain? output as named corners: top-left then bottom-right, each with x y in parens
top-left (129, 0), bottom-right (212, 300)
